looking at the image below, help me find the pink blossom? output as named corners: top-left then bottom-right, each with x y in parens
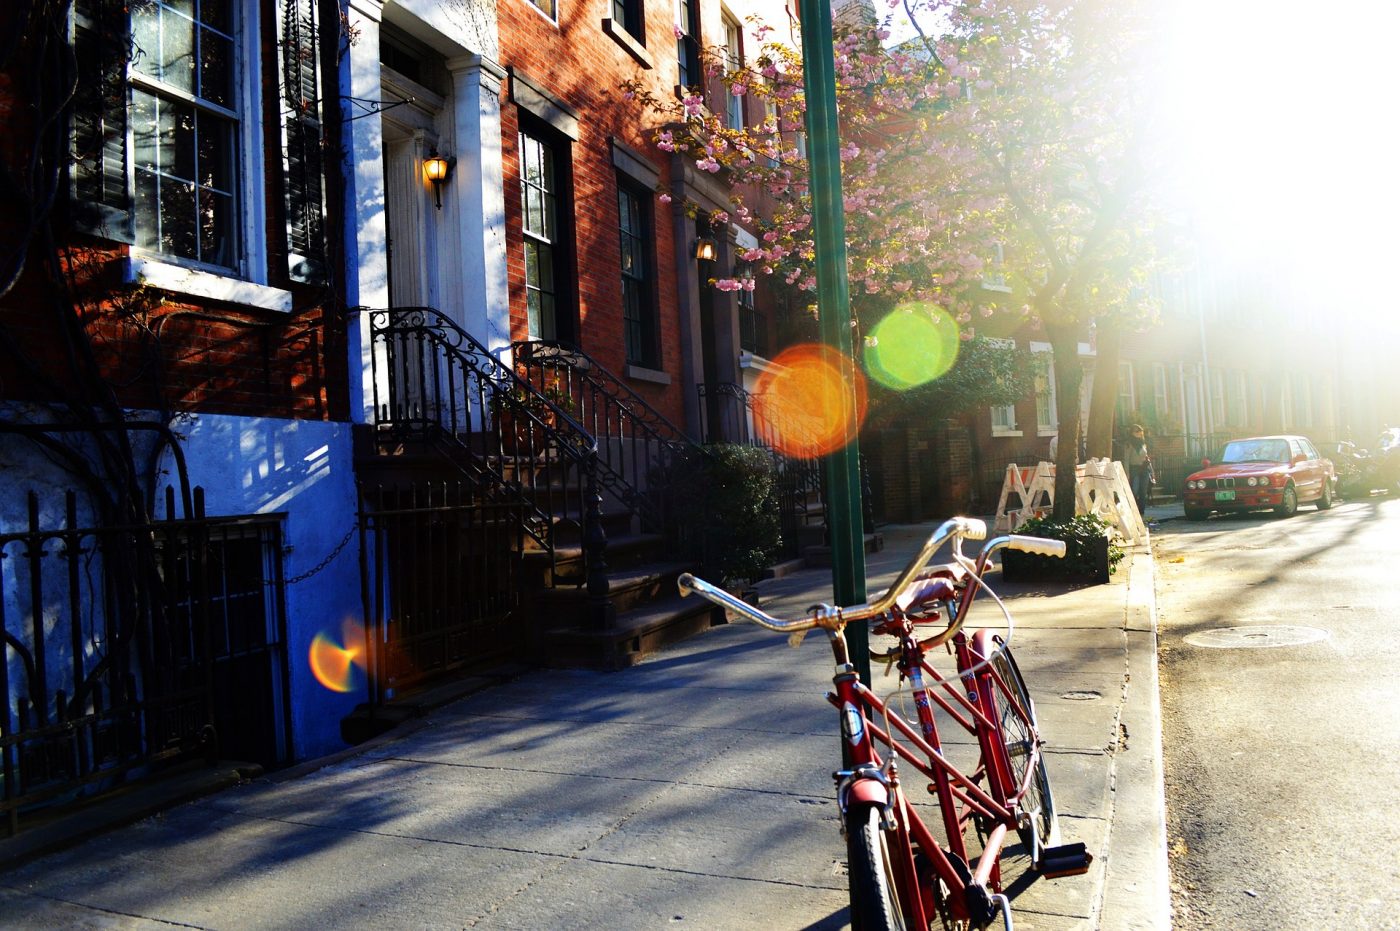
top-left (731, 83), bottom-right (747, 96)
top-left (713, 278), bottom-right (743, 292)
top-left (742, 248), bottom-right (765, 261)
top-left (657, 130), bottom-right (675, 152)
top-left (696, 157), bottom-right (720, 173)
top-left (892, 280), bottom-right (912, 292)
top-left (683, 95), bottom-right (704, 117)
top-left (658, 193), bottom-right (672, 205)
top-left (673, 23), bottom-right (684, 38)
top-left (960, 328), bottom-right (976, 341)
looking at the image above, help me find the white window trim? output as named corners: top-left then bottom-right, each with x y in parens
top-left (125, 257), bottom-right (292, 312)
top-left (126, 0), bottom-right (268, 285)
top-left (981, 241), bottom-right (1011, 293)
top-left (1030, 340), bottom-right (1057, 436)
top-left (987, 337), bottom-right (1020, 436)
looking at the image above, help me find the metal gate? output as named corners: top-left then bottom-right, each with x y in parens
top-left (358, 481), bottom-right (526, 705)
top-left (0, 488), bottom-right (290, 836)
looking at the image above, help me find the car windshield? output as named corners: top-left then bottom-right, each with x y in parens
top-left (1219, 439), bottom-right (1290, 464)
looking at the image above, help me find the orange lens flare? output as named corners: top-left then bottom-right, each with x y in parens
top-left (752, 344), bottom-right (867, 459)
top-left (309, 620), bottom-right (368, 693)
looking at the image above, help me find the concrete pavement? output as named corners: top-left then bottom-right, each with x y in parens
top-left (0, 519), bottom-right (1172, 930)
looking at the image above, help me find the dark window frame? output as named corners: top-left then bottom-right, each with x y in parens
top-left (677, 0), bottom-right (702, 90)
top-left (617, 177), bottom-right (659, 368)
top-left (518, 120), bottom-right (576, 343)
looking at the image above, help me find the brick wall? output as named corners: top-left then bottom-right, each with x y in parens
top-left (0, 20), bottom-right (346, 423)
top-left (499, 0), bottom-right (688, 424)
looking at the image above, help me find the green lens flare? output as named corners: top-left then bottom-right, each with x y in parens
top-left (866, 304), bottom-right (961, 390)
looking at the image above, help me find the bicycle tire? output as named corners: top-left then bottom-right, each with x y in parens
top-left (846, 803), bottom-right (909, 931)
top-left (989, 642), bottom-right (1060, 856)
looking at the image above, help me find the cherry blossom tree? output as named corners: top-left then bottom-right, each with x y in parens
top-left (626, 0), bottom-right (1166, 516)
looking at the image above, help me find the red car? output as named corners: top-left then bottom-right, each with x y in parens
top-left (1183, 435), bottom-right (1337, 520)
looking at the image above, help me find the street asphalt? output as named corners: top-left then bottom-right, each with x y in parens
top-left (0, 515), bottom-right (1175, 930)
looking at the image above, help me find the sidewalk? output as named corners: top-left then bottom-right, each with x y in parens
top-left (0, 521), bottom-right (1170, 930)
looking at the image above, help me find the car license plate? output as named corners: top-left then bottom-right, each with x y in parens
top-left (1215, 490), bottom-right (1236, 501)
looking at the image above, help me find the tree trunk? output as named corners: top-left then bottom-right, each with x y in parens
top-left (1045, 321), bottom-right (1086, 521)
top-left (1086, 316), bottom-right (1122, 460)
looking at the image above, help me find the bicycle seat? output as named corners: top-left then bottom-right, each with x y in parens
top-left (894, 575), bottom-right (956, 617)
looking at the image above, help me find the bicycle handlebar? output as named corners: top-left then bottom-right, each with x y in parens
top-left (677, 517), bottom-right (1064, 638)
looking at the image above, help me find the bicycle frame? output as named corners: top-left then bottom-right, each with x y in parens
top-left (825, 599), bottom-right (1040, 927)
top-left (677, 517), bottom-right (1087, 929)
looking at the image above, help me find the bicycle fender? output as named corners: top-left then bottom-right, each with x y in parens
top-left (844, 777), bottom-right (890, 809)
top-left (969, 627), bottom-right (997, 663)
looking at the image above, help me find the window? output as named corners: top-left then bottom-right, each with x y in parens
top-left (520, 129), bottom-right (564, 340)
top-left (71, 0), bottom-right (319, 288)
top-left (987, 338), bottom-right (1018, 434)
top-left (737, 262), bottom-right (768, 356)
top-left (1208, 370), bottom-right (1224, 428)
top-left (1152, 363), bottom-right (1171, 422)
top-left (612, 0), bottom-right (644, 43)
top-left (1031, 342), bottom-right (1057, 434)
top-left (1292, 375), bottom-right (1313, 428)
top-left (129, 0), bottom-right (242, 270)
top-left (1116, 362), bottom-right (1136, 422)
top-left (617, 180), bottom-right (658, 367)
top-left (982, 242), bottom-right (1009, 291)
top-left (1227, 371), bottom-right (1248, 428)
top-left (527, 0), bottom-right (557, 22)
top-left (723, 15), bottom-right (745, 131)
top-left (677, 0), bottom-right (701, 89)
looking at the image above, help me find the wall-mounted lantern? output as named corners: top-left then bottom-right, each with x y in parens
top-left (693, 237), bottom-right (717, 262)
top-left (424, 152), bottom-right (456, 210)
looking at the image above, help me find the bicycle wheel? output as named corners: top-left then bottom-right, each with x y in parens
top-left (989, 642), bottom-right (1060, 857)
top-left (846, 803), bottom-right (908, 931)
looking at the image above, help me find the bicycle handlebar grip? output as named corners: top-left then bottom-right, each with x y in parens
top-left (678, 572), bottom-right (697, 596)
top-left (957, 517), bottom-right (988, 541)
top-left (1007, 535), bottom-right (1068, 558)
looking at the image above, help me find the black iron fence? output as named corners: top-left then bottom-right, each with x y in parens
top-left (358, 482), bottom-right (526, 705)
top-left (1, 488), bottom-right (289, 836)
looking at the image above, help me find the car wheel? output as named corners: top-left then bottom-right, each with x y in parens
top-left (1316, 480), bottom-right (1334, 510)
top-left (1184, 505), bottom-right (1209, 521)
top-left (1274, 484), bottom-right (1298, 518)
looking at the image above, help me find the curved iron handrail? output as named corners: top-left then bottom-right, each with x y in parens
top-left (512, 339), bottom-right (706, 533)
top-left (367, 307), bottom-right (606, 591)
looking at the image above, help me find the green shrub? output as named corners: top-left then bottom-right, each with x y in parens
top-left (659, 443), bottom-right (781, 585)
top-left (1014, 514), bottom-right (1125, 577)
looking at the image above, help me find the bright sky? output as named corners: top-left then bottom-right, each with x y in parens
top-left (1154, 0), bottom-right (1400, 328)
top-left (881, 1), bottom-right (1400, 332)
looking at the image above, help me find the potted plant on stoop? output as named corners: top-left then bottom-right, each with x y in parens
top-left (1001, 513), bottom-right (1124, 584)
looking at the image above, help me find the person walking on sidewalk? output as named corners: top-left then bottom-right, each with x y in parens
top-left (1125, 424), bottom-right (1153, 514)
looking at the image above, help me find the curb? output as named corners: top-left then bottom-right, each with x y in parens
top-left (1098, 545), bottom-right (1173, 929)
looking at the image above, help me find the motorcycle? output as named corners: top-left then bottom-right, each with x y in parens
top-left (1329, 433), bottom-right (1400, 498)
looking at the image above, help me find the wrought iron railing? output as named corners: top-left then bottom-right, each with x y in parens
top-left (695, 381), bottom-right (829, 558)
top-left (513, 340), bottom-right (700, 536)
top-left (358, 481), bottom-right (527, 704)
top-left (0, 487), bottom-right (290, 836)
top-left (367, 308), bottom-right (608, 594)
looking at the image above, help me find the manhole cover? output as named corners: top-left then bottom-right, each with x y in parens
top-left (1060, 690), bottom-right (1102, 701)
top-left (1183, 625), bottom-right (1329, 649)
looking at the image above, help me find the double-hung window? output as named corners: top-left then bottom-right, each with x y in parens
top-left (987, 338), bottom-right (1018, 435)
top-left (617, 180), bottom-right (658, 367)
top-left (129, 0), bottom-right (242, 270)
top-left (723, 15), bottom-right (745, 131)
top-left (520, 129), bottom-right (562, 340)
top-left (1031, 342), bottom-right (1057, 434)
top-left (677, 0), bottom-right (701, 90)
top-left (71, 0), bottom-right (322, 293)
top-left (1116, 362), bottom-right (1136, 423)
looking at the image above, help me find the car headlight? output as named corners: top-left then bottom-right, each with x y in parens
top-left (1246, 476), bottom-right (1257, 487)
top-left (1188, 480), bottom-right (1199, 490)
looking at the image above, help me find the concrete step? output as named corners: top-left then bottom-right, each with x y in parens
top-left (802, 531), bottom-right (884, 568)
top-left (538, 593), bottom-right (723, 670)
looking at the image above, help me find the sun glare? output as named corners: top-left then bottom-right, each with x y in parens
top-left (1155, 0), bottom-right (1400, 333)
